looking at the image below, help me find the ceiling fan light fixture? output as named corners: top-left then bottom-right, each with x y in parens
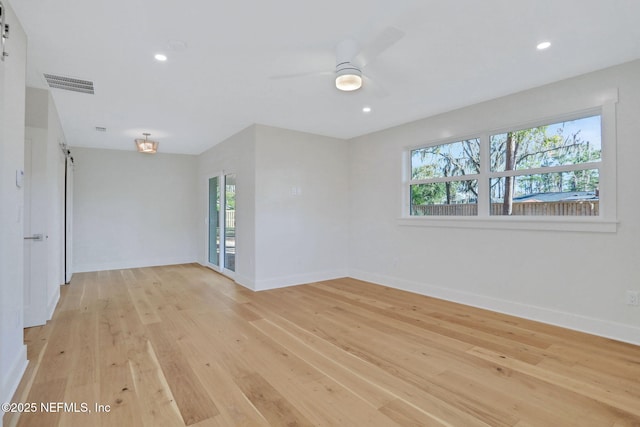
top-left (335, 62), bottom-right (362, 91)
top-left (135, 133), bottom-right (159, 154)
top-left (336, 73), bottom-right (362, 91)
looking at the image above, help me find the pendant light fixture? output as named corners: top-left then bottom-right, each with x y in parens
top-left (135, 133), bottom-right (158, 154)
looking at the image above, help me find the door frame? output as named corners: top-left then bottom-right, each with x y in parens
top-left (205, 173), bottom-right (222, 272)
top-left (64, 155), bottom-right (73, 283)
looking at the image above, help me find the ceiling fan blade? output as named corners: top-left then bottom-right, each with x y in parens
top-left (363, 75), bottom-right (389, 98)
top-left (355, 26), bottom-right (405, 68)
top-left (270, 70), bottom-right (332, 80)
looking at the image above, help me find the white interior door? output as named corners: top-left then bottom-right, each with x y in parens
top-left (23, 138), bottom-right (48, 327)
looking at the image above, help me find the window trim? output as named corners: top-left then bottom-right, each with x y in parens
top-left (410, 174), bottom-right (481, 185)
top-left (408, 135), bottom-right (482, 213)
top-left (397, 215), bottom-right (618, 233)
top-left (401, 96), bottom-right (618, 233)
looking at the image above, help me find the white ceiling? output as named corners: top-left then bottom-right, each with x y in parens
top-left (12, 0), bottom-right (640, 155)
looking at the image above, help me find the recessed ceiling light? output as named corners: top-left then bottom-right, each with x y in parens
top-left (362, 106), bottom-right (372, 113)
top-left (154, 53), bottom-right (167, 61)
top-left (536, 41), bottom-right (551, 50)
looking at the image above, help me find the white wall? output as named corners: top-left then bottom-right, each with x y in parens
top-left (0, 0), bottom-right (28, 418)
top-left (348, 59), bottom-right (640, 345)
top-left (197, 125), bottom-right (257, 287)
top-left (197, 124), bottom-right (349, 290)
top-left (46, 93), bottom-right (66, 301)
top-left (72, 147), bottom-right (199, 272)
top-left (253, 125), bottom-right (348, 290)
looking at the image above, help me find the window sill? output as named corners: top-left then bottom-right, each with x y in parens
top-left (397, 216), bottom-right (618, 233)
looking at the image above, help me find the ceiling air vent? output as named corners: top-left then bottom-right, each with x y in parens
top-left (44, 73), bottom-right (94, 94)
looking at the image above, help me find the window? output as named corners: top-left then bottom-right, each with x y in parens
top-left (407, 113), bottom-right (608, 220)
top-left (410, 139), bottom-right (480, 216)
top-left (208, 176), bottom-right (220, 266)
top-left (224, 174), bottom-right (236, 272)
top-left (489, 115), bottom-right (601, 216)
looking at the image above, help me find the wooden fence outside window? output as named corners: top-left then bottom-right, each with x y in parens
top-left (411, 201), bottom-right (599, 216)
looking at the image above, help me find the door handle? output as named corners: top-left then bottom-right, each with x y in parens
top-left (24, 233), bottom-right (43, 241)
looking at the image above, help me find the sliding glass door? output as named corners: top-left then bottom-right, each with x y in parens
top-left (208, 173), bottom-right (236, 274)
top-left (224, 174), bottom-right (236, 272)
top-left (208, 177), bottom-right (220, 266)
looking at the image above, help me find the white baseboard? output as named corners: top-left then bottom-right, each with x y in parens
top-left (349, 269), bottom-right (640, 346)
top-left (197, 262), bottom-right (255, 290)
top-left (233, 273), bottom-right (256, 291)
top-left (1, 344), bottom-right (27, 407)
top-left (46, 286), bottom-right (60, 321)
top-left (197, 262), bottom-right (349, 293)
top-left (253, 269), bottom-right (349, 291)
top-left (73, 257), bottom-right (198, 273)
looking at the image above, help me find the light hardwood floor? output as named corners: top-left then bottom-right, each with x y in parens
top-left (4, 264), bottom-right (640, 426)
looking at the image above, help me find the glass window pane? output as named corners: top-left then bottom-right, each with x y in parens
top-left (410, 180), bottom-right (478, 216)
top-left (224, 174), bottom-right (236, 272)
top-left (490, 115), bottom-right (601, 172)
top-left (490, 169), bottom-right (599, 216)
top-left (411, 139), bottom-right (480, 179)
top-left (208, 177), bottom-right (220, 266)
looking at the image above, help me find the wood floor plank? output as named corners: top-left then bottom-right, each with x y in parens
top-left (146, 323), bottom-right (219, 425)
top-left (127, 285), bottom-right (162, 325)
top-left (250, 318), bottom-right (459, 426)
top-left (24, 324), bottom-right (50, 362)
top-left (468, 345), bottom-right (640, 419)
top-left (97, 311), bottom-right (144, 426)
top-left (546, 341), bottom-right (640, 377)
top-left (185, 357), bottom-right (271, 426)
top-left (6, 264), bottom-right (640, 427)
top-left (248, 313), bottom-right (494, 427)
top-left (32, 310), bottom-right (77, 384)
top-left (306, 283), bottom-right (547, 364)
top-left (127, 341), bottom-right (186, 427)
top-left (438, 352), bottom-right (623, 426)
top-left (15, 378), bottom-right (67, 427)
top-left (232, 371), bottom-right (315, 427)
top-left (58, 382), bottom-right (100, 427)
top-left (249, 317), bottom-right (394, 409)
top-left (175, 309), bottom-right (372, 426)
top-left (379, 399), bottom-right (451, 427)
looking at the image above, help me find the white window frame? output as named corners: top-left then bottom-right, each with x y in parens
top-left (205, 173), bottom-right (223, 273)
top-left (222, 172), bottom-right (237, 277)
top-left (399, 96), bottom-right (618, 233)
top-left (408, 137), bottom-right (482, 215)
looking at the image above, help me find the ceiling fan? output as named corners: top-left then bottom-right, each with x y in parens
top-left (271, 26), bottom-right (405, 95)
